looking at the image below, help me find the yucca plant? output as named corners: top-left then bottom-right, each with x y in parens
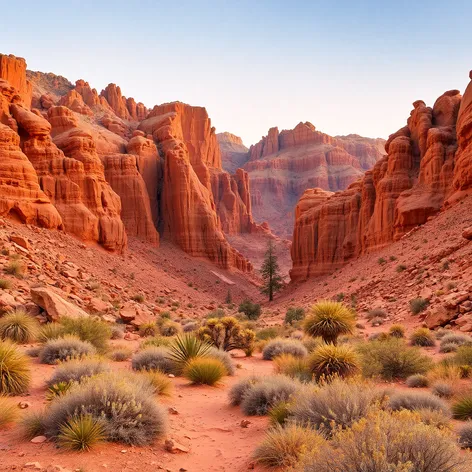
top-left (0, 310), bottom-right (39, 343)
top-left (308, 343), bottom-right (359, 380)
top-left (410, 328), bottom-right (435, 347)
top-left (0, 396), bottom-right (18, 427)
top-left (303, 301), bottom-right (355, 344)
top-left (57, 415), bottom-right (105, 451)
top-left (0, 341), bottom-right (31, 395)
top-left (452, 395), bottom-right (472, 420)
top-left (183, 357), bottom-right (226, 386)
top-left (169, 334), bottom-right (212, 373)
top-left (46, 381), bottom-right (74, 401)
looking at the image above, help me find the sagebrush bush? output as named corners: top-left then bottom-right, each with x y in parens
top-left (273, 353), bottom-right (311, 382)
top-left (57, 414), bottom-right (105, 451)
top-left (39, 336), bottom-right (96, 364)
top-left (356, 338), bottom-right (432, 380)
top-left (20, 410), bottom-right (46, 439)
top-left (452, 395), bottom-right (472, 420)
top-left (288, 378), bottom-right (385, 435)
top-left (108, 346), bottom-right (132, 362)
top-left (441, 333), bottom-right (472, 347)
top-left (159, 320), bottom-right (182, 337)
top-left (431, 381), bottom-right (454, 399)
top-left (132, 347), bottom-right (175, 374)
top-left (38, 323), bottom-right (65, 343)
top-left (182, 321), bottom-right (198, 332)
top-left (256, 327), bottom-right (281, 341)
top-left (308, 344), bottom-right (359, 380)
top-left (208, 347), bottom-right (235, 375)
top-left (366, 308), bottom-right (387, 321)
top-left (440, 342), bottom-right (459, 353)
top-left (410, 328), bottom-right (435, 347)
top-left (183, 357), bottom-right (226, 385)
top-left (0, 310), bottom-right (39, 343)
top-left (302, 336), bottom-right (321, 353)
top-left (458, 422), bottom-right (472, 448)
top-left (303, 301), bottom-right (355, 344)
top-left (285, 307), bottom-right (305, 325)
top-left (416, 408), bottom-right (452, 429)
top-left (43, 372), bottom-right (167, 445)
top-left (0, 341), bottom-right (31, 395)
top-left (46, 358), bottom-right (110, 388)
top-left (406, 373), bottom-right (429, 388)
top-left (388, 391), bottom-right (451, 416)
top-left (139, 322), bottom-right (159, 337)
top-left (240, 376), bottom-right (299, 416)
top-left (141, 335), bottom-right (172, 349)
top-left (229, 376), bottom-right (261, 406)
top-left (110, 324), bottom-right (125, 340)
top-left (0, 396), bottom-right (18, 427)
top-left (168, 334), bottom-right (212, 373)
top-left (388, 324), bottom-right (405, 338)
top-left (238, 299), bottom-right (261, 320)
top-left (140, 371), bottom-right (173, 396)
top-left (262, 338), bottom-right (308, 360)
top-left (60, 317), bottom-right (111, 352)
top-left (300, 409), bottom-right (466, 472)
top-left (410, 297), bottom-right (429, 315)
top-left (454, 345), bottom-right (472, 366)
top-left (253, 424), bottom-right (324, 468)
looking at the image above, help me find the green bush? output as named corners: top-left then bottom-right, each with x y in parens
top-left (38, 323), bottom-right (65, 343)
top-left (238, 299), bottom-right (261, 320)
top-left (183, 357), bottom-right (226, 385)
top-left (0, 310), bottom-right (39, 343)
top-left (308, 344), bottom-right (359, 380)
top-left (452, 395), bottom-right (472, 420)
top-left (262, 338), bottom-right (308, 360)
top-left (168, 334), bottom-right (212, 373)
top-left (139, 322), bottom-right (158, 337)
top-left (256, 327), bottom-right (281, 341)
top-left (131, 347), bottom-right (175, 374)
top-left (39, 336), bottom-right (96, 364)
top-left (285, 307), bottom-right (305, 325)
top-left (454, 345), bottom-right (472, 366)
top-left (159, 320), bottom-right (182, 337)
top-left (60, 317), bottom-right (111, 352)
top-left (268, 401), bottom-right (291, 426)
top-left (141, 335), bottom-right (172, 349)
top-left (0, 341), bottom-right (31, 395)
top-left (57, 414), bottom-right (105, 451)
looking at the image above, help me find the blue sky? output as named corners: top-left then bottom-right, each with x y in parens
top-left (2, 0), bottom-right (471, 145)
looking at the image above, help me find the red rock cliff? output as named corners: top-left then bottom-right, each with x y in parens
top-left (0, 54), bottom-right (32, 107)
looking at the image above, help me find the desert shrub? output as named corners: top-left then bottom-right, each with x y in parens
top-left (108, 346), bottom-right (132, 362)
top-left (238, 299), bottom-right (261, 320)
top-left (273, 354), bottom-right (311, 382)
top-left (370, 316), bottom-right (384, 326)
top-left (0, 396), bottom-right (18, 427)
top-left (60, 317), bottom-right (111, 352)
top-left (183, 357), bottom-right (226, 385)
top-left (253, 424), bottom-right (324, 468)
top-left (0, 279), bottom-right (12, 289)
top-left (285, 307), bottom-right (305, 325)
top-left (0, 341), bottom-right (31, 394)
top-left (196, 317), bottom-right (255, 353)
top-left (206, 308), bottom-right (225, 319)
top-left (182, 321), bottom-right (198, 332)
top-left (416, 408), bottom-right (452, 429)
top-left (26, 346), bottom-right (41, 357)
top-left (308, 344), bottom-right (359, 380)
top-left (256, 327), bottom-right (281, 341)
top-left (406, 374), bottom-right (429, 388)
top-left (458, 422), bottom-right (472, 448)
top-left (291, 330), bottom-right (304, 340)
top-left (229, 376), bottom-right (261, 406)
top-left (288, 378), bottom-right (384, 435)
top-left (388, 391), bottom-right (451, 415)
top-left (0, 310), bottom-right (39, 343)
top-left (268, 401), bottom-right (291, 426)
top-left (431, 381), bottom-right (454, 399)
top-left (453, 395), bottom-right (472, 420)
top-left (366, 308), bottom-right (387, 321)
top-left (43, 372), bottom-right (167, 445)
top-left (410, 327), bottom-right (435, 347)
top-left (396, 264), bottom-right (407, 272)
top-left (262, 338), bottom-right (308, 360)
top-left (159, 320), bottom-right (182, 337)
top-left (441, 333), bottom-right (472, 347)
top-left (19, 410), bottom-right (46, 439)
top-left (38, 322), bottom-right (65, 343)
top-left (140, 371), bottom-right (173, 396)
top-left (39, 336), bottom-right (96, 364)
top-left (141, 335), bottom-right (172, 349)
top-left (4, 260), bottom-right (25, 277)
top-left (131, 347), bottom-right (175, 374)
top-left (300, 409), bottom-right (466, 472)
top-left (131, 293), bottom-right (145, 303)
top-left (208, 347), bottom-right (235, 375)
top-left (139, 322), bottom-right (158, 337)
top-left (409, 297), bottom-right (429, 315)
top-left (454, 345), bottom-right (472, 366)
top-left (57, 414), bottom-right (105, 451)
top-left (356, 338), bottom-right (432, 380)
top-left (168, 334), bottom-right (212, 373)
top-left (440, 342), bottom-right (459, 353)
top-left (303, 301), bottom-right (355, 344)
top-left (428, 362), bottom-right (462, 383)
top-left (302, 336), bottom-right (322, 353)
top-left (46, 358), bottom-right (110, 388)
top-left (241, 376), bottom-right (299, 416)
top-left (110, 324), bottom-right (125, 340)
top-left (388, 324), bottom-right (405, 338)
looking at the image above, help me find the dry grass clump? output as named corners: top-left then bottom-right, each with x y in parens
top-left (388, 390), bottom-right (451, 416)
top-left (300, 409), bottom-right (466, 472)
top-left (0, 310), bottom-right (39, 343)
top-left (440, 333), bottom-right (472, 348)
top-left (303, 301), bottom-right (355, 344)
top-left (43, 372), bottom-right (167, 446)
top-left (183, 357), bottom-right (226, 386)
top-left (0, 396), bottom-right (19, 427)
top-left (409, 297), bottom-right (429, 315)
top-left (458, 422), bottom-right (472, 448)
top-left (159, 320), bottom-right (182, 337)
top-left (431, 381), bottom-right (455, 399)
top-left (410, 327), bottom-right (435, 347)
top-left (38, 322), bottom-right (65, 343)
top-left (108, 346), bottom-right (133, 362)
top-left (4, 260), bottom-right (25, 278)
top-left (46, 358), bottom-right (110, 388)
top-left (239, 375), bottom-right (299, 416)
top-left (19, 410), bottom-right (46, 439)
top-left (427, 363), bottom-right (462, 383)
top-left (39, 336), bottom-right (96, 364)
top-left (253, 424), bottom-right (324, 468)
top-left (110, 324), bottom-right (125, 340)
top-left (288, 378), bottom-right (385, 435)
top-left (366, 308), bottom-right (387, 321)
top-left (268, 401), bottom-right (291, 426)
top-left (454, 345), bottom-right (472, 366)
top-left (0, 341), bottom-right (31, 395)
top-left (139, 322), bottom-right (159, 337)
top-left (308, 344), bottom-right (359, 380)
top-left (131, 347), bottom-right (175, 374)
top-left (60, 317), bottom-right (111, 352)
top-left (141, 335), bottom-right (172, 349)
top-left (452, 395), bottom-right (472, 421)
top-left (262, 338), bottom-right (308, 360)
top-left (405, 373), bottom-right (429, 388)
top-left (0, 278), bottom-right (12, 289)
top-left (388, 324), bottom-right (405, 338)
top-left (229, 376), bottom-right (261, 406)
top-left (208, 347), bottom-right (235, 375)
top-left (140, 371), bottom-right (173, 396)
top-left (356, 338), bottom-right (432, 380)
top-left (273, 353), bottom-right (311, 382)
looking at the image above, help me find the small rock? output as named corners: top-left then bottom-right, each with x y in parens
top-left (462, 227), bottom-right (472, 241)
top-left (168, 374), bottom-right (175, 378)
top-left (164, 439), bottom-right (189, 454)
top-left (240, 419), bottom-right (251, 428)
top-left (18, 401), bottom-right (31, 409)
top-left (24, 463), bottom-right (42, 470)
top-left (30, 435), bottom-right (47, 444)
top-left (168, 407), bottom-right (179, 415)
top-left (10, 235), bottom-right (29, 250)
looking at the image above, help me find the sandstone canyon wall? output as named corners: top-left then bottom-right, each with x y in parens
top-left (291, 76), bottom-right (472, 281)
top-left (218, 123), bottom-right (385, 238)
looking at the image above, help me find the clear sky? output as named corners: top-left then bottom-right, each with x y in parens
top-left (2, 0), bottom-right (471, 145)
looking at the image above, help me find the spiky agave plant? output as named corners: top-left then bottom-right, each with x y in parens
top-left (57, 415), bottom-right (105, 451)
top-left (0, 310), bottom-right (39, 343)
top-left (0, 341), bottom-right (31, 395)
top-left (308, 343), bottom-right (359, 380)
top-left (168, 334), bottom-right (212, 373)
top-left (303, 301), bottom-right (355, 345)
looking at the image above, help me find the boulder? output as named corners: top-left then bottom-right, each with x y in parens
top-left (30, 287), bottom-right (88, 322)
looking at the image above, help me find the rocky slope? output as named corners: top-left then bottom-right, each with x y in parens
top-left (0, 53), bottom-right (266, 272)
top-left (219, 123), bottom-right (385, 238)
top-left (291, 73), bottom-right (472, 281)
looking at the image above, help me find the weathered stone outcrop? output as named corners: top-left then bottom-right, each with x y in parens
top-left (100, 83), bottom-right (147, 121)
top-left (291, 81), bottom-right (472, 281)
top-left (217, 132), bottom-right (249, 173)
top-left (0, 54), bottom-right (32, 107)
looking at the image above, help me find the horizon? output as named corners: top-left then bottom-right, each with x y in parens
top-left (2, 0), bottom-right (471, 145)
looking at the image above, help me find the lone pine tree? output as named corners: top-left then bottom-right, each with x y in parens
top-left (261, 240), bottom-right (283, 301)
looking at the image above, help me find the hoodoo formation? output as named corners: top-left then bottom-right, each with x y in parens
top-left (290, 79), bottom-right (472, 280)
